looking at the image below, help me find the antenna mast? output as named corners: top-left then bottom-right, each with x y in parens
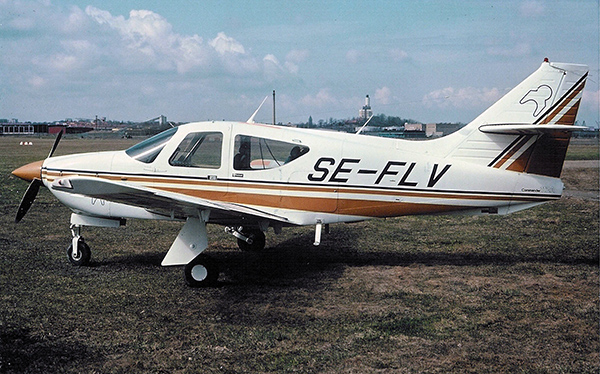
top-left (272, 90), bottom-right (276, 125)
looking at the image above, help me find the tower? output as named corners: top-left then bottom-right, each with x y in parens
top-left (359, 95), bottom-right (372, 120)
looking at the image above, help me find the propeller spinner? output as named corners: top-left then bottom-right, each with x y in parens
top-left (12, 131), bottom-right (63, 223)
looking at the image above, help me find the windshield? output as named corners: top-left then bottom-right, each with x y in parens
top-left (125, 127), bottom-right (177, 163)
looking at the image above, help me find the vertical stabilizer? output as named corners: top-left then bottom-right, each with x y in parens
top-left (441, 60), bottom-right (588, 177)
top-left (472, 60), bottom-right (587, 126)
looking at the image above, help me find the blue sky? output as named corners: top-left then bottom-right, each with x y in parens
top-left (1, 0), bottom-right (598, 126)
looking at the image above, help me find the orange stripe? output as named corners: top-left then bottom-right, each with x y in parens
top-left (493, 136), bottom-right (532, 169)
top-left (506, 143), bottom-right (535, 172)
top-left (538, 80), bottom-right (584, 125)
top-left (554, 99), bottom-right (580, 126)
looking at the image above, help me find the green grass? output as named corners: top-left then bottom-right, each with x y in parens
top-left (566, 138), bottom-right (599, 160)
top-left (0, 136), bottom-right (598, 373)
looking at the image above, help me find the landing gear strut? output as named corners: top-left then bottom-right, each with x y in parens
top-left (225, 226), bottom-right (266, 252)
top-left (67, 224), bottom-right (91, 266)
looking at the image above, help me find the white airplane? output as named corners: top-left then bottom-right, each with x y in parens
top-left (12, 59), bottom-right (588, 287)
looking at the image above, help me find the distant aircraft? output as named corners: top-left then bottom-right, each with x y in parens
top-left (13, 60), bottom-right (588, 287)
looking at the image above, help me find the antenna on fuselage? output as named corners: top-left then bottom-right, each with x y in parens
top-left (247, 95), bottom-right (269, 124)
top-left (355, 114), bottom-right (374, 135)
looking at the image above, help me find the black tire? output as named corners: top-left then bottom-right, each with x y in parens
top-left (67, 238), bottom-right (91, 266)
top-left (237, 229), bottom-right (266, 252)
top-left (184, 255), bottom-right (219, 287)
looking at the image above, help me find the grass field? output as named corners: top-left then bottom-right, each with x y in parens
top-left (0, 135), bottom-right (598, 373)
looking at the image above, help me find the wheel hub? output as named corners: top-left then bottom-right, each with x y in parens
top-left (191, 264), bottom-right (208, 281)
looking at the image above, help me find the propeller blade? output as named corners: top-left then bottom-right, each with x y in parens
top-left (15, 178), bottom-right (42, 223)
top-left (48, 131), bottom-right (63, 158)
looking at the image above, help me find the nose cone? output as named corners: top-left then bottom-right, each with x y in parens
top-left (12, 160), bottom-right (43, 182)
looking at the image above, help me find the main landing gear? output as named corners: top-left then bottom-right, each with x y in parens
top-left (225, 226), bottom-right (266, 252)
top-left (183, 226), bottom-right (266, 287)
top-left (184, 254), bottom-right (219, 287)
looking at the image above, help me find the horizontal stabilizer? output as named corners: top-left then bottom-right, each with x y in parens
top-left (479, 124), bottom-right (588, 135)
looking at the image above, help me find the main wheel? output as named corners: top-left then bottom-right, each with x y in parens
top-left (237, 229), bottom-right (266, 252)
top-left (67, 238), bottom-right (91, 266)
top-left (184, 255), bottom-right (218, 287)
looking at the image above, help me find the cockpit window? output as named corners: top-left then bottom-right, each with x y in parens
top-left (169, 132), bottom-right (222, 168)
top-left (233, 135), bottom-right (309, 170)
top-left (125, 127), bottom-right (177, 164)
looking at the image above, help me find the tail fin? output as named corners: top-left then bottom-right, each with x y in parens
top-left (443, 60), bottom-right (588, 177)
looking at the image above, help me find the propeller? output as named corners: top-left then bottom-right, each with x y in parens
top-left (13, 131), bottom-right (63, 223)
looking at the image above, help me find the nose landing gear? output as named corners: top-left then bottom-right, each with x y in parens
top-left (67, 224), bottom-right (91, 266)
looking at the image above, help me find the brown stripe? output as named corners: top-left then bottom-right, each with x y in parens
top-left (493, 135), bottom-right (532, 169)
top-left (506, 142), bottom-right (535, 173)
top-left (538, 79), bottom-right (585, 125)
top-left (554, 99), bottom-right (581, 126)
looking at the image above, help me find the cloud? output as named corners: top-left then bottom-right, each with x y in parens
top-left (284, 49), bottom-right (309, 74)
top-left (520, 1), bottom-right (545, 18)
top-left (301, 88), bottom-right (338, 108)
top-left (389, 49), bottom-right (409, 62)
top-left (374, 87), bottom-right (393, 105)
top-left (85, 6), bottom-right (212, 73)
top-left (263, 54), bottom-right (285, 81)
top-left (422, 86), bottom-right (503, 110)
top-left (210, 32), bottom-right (245, 55)
top-left (27, 75), bottom-right (46, 88)
top-left (346, 49), bottom-right (364, 64)
top-left (582, 89), bottom-right (600, 123)
top-left (286, 49), bottom-right (310, 64)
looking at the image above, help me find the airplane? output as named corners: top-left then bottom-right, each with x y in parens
top-left (12, 59), bottom-right (588, 287)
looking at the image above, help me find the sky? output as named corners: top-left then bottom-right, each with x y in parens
top-left (1, 0), bottom-right (599, 126)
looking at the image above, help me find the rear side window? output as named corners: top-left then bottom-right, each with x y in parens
top-left (125, 127), bottom-right (177, 163)
top-left (233, 135), bottom-right (309, 170)
top-left (169, 132), bottom-right (223, 169)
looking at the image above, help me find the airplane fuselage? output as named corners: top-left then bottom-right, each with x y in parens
top-left (41, 120), bottom-right (563, 228)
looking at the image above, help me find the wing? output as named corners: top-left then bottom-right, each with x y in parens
top-left (51, 176), bottom-right (294, 225)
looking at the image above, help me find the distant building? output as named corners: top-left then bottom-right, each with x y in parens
top-left (425, 123), bottom-right (441, 137)
top-left (359, 95), bottom-right (373, 120)
top-left (404, 123), bottom-right (423, 132)
top-left (0, 123), bottom-right (34, 135)
top-left (435, 123), bottom-right (464, 136)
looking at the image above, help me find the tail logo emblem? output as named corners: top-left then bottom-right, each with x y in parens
top-left (519, 84), bottom-right (552, 117)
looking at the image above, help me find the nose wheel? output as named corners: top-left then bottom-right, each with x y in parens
top-left (67, 224), bottom-right (91, 266)
top-left (67, 238), bottom-right (91, 266)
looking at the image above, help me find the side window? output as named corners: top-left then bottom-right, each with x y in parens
top-left (233, 135), bottom-right (309, 170)
top-left (170, 132), bottom-right (222, 168)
